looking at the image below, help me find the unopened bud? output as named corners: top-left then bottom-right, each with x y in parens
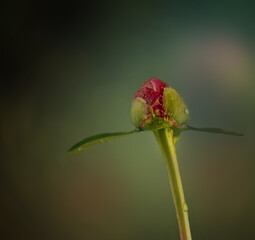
top-left (131, 78), bottom-right (190, 131)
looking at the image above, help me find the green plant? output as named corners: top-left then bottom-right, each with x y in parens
top-left (68, 78), bottom-right (242, 240)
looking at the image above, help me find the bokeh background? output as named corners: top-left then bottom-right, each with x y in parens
top-left (1, 1), bottom-right (254, 239)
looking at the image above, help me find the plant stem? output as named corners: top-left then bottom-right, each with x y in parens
top-left (154, 128), bottom-right (192, 240)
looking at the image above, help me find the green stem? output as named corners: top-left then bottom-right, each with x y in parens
top-left (154, 128), bottom-right (192, 240)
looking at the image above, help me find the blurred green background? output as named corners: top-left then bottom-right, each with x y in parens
top-left (1, 1), bottom-right (254, 239)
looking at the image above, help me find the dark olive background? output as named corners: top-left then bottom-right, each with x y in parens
top-left (1, 1), bottom-right (254, 239)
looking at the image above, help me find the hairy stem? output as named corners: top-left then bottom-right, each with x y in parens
top-left (154, 128), bottom-right (192, 240)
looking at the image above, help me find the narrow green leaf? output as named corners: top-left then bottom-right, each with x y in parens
top-left (187, 125), bottom-right (243, 136)
top-left (68, 129), bottom-right (141, 153)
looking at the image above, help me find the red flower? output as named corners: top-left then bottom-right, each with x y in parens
top-left (134, 78), bottom-right (168, 118)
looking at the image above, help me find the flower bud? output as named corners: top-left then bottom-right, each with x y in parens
top-left (131, 78), bottom-right (190, 131)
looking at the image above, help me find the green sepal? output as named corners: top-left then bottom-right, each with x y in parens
top-left (163, 87), bottom-right (190, 125)
top-left (130, 97), bottom-right (147, 128)
top-left (68, 129), bottom-right (141, 153)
